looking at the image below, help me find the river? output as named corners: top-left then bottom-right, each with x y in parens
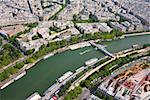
top-left (0, 35), bottom-right (150, 100)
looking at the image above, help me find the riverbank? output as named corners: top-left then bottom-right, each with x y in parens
top-left (0, 41), bottom-right (95, 90)
top-left (0, 61), bottom-right (38, 90)
top-left (33, 43), bottom-right (150, 99)
top-left (0, 33), bottom-right (150, 89)
top-left (0, 46), bottom-right (68, 90)
top-left (41, 56), bottom-right (109, 100)
top-left (0, 31), bottom-right (149, 76)
top-left (1, 35), bottom-right (150, 100)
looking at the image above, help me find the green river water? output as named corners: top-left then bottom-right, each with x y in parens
top-left (0, 35), bottom-right (150, 100)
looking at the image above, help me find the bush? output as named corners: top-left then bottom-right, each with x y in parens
top-left (14, 62), bottom-right (25, 69)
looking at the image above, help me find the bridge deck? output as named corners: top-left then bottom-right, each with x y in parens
top-left (90, 41), bottom-right (115, 58)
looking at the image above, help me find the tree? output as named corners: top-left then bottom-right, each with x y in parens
top-left (26, 49), bottom-right (35, 55)
top-left (60, 39), bottom-right (68, 47)
top-left (7, 67), bottom-right (18, 75)
top-left (73, 14), bottom-right (79, 21)
top-left (0, 44), bottom-right (22, 68)
top-left (71, 36), bottom-right (79, 44)
top-left (26, 57), bottom-right (35, 64)
top-left (0, 38), bottom-right (2, 45)
top-left (89, 13), bottom-right (98, 22)
top-left (80, 80), bottom-right (91, 88)
top-left (65, 86), bottom-right (82, 100)
top-left (111, 29), bottom-right (124, 37)
top-left (14, 62), bottom-right (25, 69)
top-left (0, 71), bottom-right (10, 81)
top-left (32, 35), bottom-right (40, 40)
top-left (65, 0), bottom-right (71, 5)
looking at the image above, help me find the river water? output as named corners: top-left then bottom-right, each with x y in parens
top-left (0, 35), bottom-right (150, 100)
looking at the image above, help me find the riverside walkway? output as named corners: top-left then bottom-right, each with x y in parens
top-left (124, 32), bottom-right (150, 37)
top-left (90, 41), bottom-right (115, 58)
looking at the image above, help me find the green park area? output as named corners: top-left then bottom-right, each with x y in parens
top-left (0, 44), bottom-right (22, 69)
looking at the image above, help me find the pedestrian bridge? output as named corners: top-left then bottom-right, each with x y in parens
top-left (90, 41), bottom-right (115, 58)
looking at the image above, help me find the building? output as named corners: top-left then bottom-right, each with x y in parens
top-left (17, 28), bottom-right (49, 52)
top-left (121, 21), bottom-right (134, 32)
top-left (110, 22), bottom-right (127, 33)
top-left (99, 62), bottom-right (150, 100)
top-left (76, 23), bottom-right (112, 34)
top-left (0, 25), bottom-right (26, 37)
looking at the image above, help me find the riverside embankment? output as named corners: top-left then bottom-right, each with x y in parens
top-left (0, 35), bottom-right (150, 100)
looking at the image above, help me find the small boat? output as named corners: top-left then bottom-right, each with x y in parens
top-left (80, 49), bottom-right (90, 55)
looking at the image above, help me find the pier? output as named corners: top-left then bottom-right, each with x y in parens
top-left (90, 41), bottom-right (115, 58)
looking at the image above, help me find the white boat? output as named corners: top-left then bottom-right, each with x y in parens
top-left (43, 53), bottom-right (54, 60)
top-left (76, 66), bottom-right (85, 72)
top-left (79, 49), bottom-right (90, 55)
top-left (14, 71), bottom-right (26, 81)
top-left (0, 79), bottom-right (14, 90)
top-left (57, 71), bottom-right (73, 83)
top-left (85, 58), bottom-right (98, 66)
top-left (0, 72), bottom-right (26, 90)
